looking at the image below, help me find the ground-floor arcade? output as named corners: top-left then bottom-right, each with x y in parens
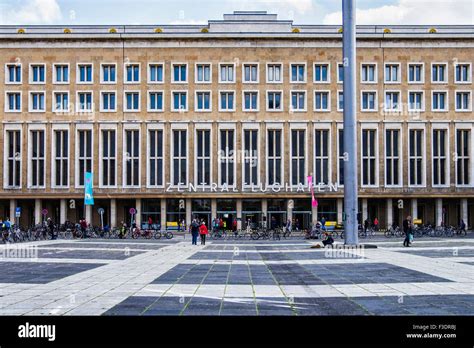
top-left (0, 196), bottom-right (472, 231)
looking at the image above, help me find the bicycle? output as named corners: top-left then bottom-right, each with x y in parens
top-left (154, 230), bottom-right (174, 239)
top-left (384, 225), bottom-right (402, 238)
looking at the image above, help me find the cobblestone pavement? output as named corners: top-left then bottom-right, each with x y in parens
top-left (0, 235), bottom-right (473, 315)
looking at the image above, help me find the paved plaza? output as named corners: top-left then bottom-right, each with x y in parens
top-left (0, 236), bottom-right (474, 315)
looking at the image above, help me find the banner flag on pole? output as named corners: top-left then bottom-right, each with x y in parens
top-left (307, 175), bottom-right (318, 207)
top-left (84, 172), bottom-right (94, 205)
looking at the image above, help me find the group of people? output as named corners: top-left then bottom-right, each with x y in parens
top-left (190, 218), bottom-right (208, 245)
top-left (211, 217), bottom-right (238, 232)
top-left (363, 217), bottom-right (379, 232)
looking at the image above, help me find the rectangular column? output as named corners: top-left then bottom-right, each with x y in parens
top-left (236, 199), bottom-right (242, 230)
top-left (9, 199), bottom-right (16, 223)
top-left (186, 198), bottom-right (192, 227)
top-left (461, 198), bottom-right (468, 227)
top-left (85, 205), bottom-right (92, 225)
top-left (337, 198), bottom-right (343, 224)
top-left (410, 198), bottom-right (418, 220)
top-left (435, 198), bottom-right (443, 226)
top-left (110, 199), bottom-right (117, 227)
top-left (60, 199), bottom-right (67, 224)
top-left (211, 199), bottom-right (217, 220)
top-left (362, 198), bottom-right (368, 222)
top-left (386, 198), bottom-right (393, 229)
top-left (34, 199), bottom-right (42, 225)
top-left (160, 198), bottom-right (166, 231)
top-left (135, 198), bottom-right (142, 228)
top-left (287, 199), bottom-right (293, 226)
top-left (262, 199), bottom-right (268, 229)
top-left (311, 202), bottom-right (318, 225)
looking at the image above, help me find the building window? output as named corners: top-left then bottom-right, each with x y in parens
top-left (455, 91), bottom-right (471, 111)
top-left (77, 64), bottom-right (93, 83)
top-left (267, 129), bottom-right (282, 185)
top-left (267, 64), bottom-right (282, 83)
top-left (243, 129), bottom-right (258, 186)
top-left (314, 63), bottom-right (330, 83)
top-left (408, 91), bottom-right (424, 111)
top-left (219, 64), bottom-right (235, 83)
top-left (6, 64), bottom-right (21, 83)
top-left (124, 129), bottom-right (140, 187)
top-left (338, 129), bottom-right (344, 186)
top-left (314, 91), bottom-right (330, 111)
top-left (196, 129), bottom-right (211, 186)
top-left (385, 63), bottom-right (400, 83)
top-left (219, 129), bottom-right (234, 187)
top-left (433, 129), bottom-right (448, 186)
top-left (290, 63), bottom-right (306, 83)
top-left (148, 91), bottom-right (163, 111)
top-left (172, 91), bottom-right (187, 111)
top-left (314, 129), bottom-right (329, 185)
top-left (432, 63), bottom-right (447, 83)
top-left (148, 129), bottom-right (164, 187)
top-left (172, 129), bottom-right (187, 186)
top-left (408, 63), bottom-right (424, 83)
top-left (361, 64), bottom-right (376, 83)
top-left (337, 63), bottom-right (344, 83)
top-left (337, 91), bottom-right (344, 111)
top-left (291, 91), bottom-right (306, 111)
top-left (77, 92), bottom-right (93, 112)
top-left (53, 92), bottom-right (69, 112)
top-left (101, 64), bottom-right (116, 83)
top-left (53, 64), bottom-right (69, 83)
top-left (30, 64), bottom-right (45, 83)
top-left (196, 64), bottom-right (211, 83)
top-left (243, 64), bottom-right (258, 83)
top-left (77, 129), bottom-right (92, 187)
top-left (385, 129), bottom-right (400, 186)
top-left (409, 129), bottom-right (424, 186)
top-left (101, 91), bottom-right (116, 112)
top-left (5, 92), bottom-right (21, 112)
top-left (267, 91), bottom-right (282, 111)
top-left (30, 92), bottom-right (45, 112)
top-left (290, 130), bottom-right (305, 186)
top-left (432, 91), bottom-right (448, 111)
top-left (362, 129), bottom-right (377, 186)
top-left (219, 91), bottom-right (235, 111)
top-left (101, 129), bottom-right (116, 187)
top-left (30, 130), bottom-right (45, 188)
top-left (243, 91), bottom-right (258, 111)
top-left (53, 130), bottom-right (69, 187)
top-left (196, 91), bottom-right (211, 111)
top-left (384, 91), bottom-right (400, 111)
top-left (149, 63), bottom-right (164, 83)
top-left (456, 129), bottom-right (470, 186)
top-left (5, 130), bottom-right (21, 188)
top-left (361, 91), bottom-right (377, 111)
top-left (172, 64), bottom-right (187, 83)
top-left (125, 92), bottom-right (140, 111)
top-left (455, 63), bottom-right (471, 83)
top-left (125, 64), bottom-right (140, 83)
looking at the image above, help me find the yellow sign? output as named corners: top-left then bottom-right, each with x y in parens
top-left (413, 219), bottom-right (422, 225)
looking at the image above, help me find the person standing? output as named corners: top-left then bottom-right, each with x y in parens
top-left (199, 222), bottom-right (208, 245)
top-left (190, 219), bottom-right (199, 245)
top-left (373, 217), bottom-right (379, 231)
top-left (403, 216), bottom-right (413, 247)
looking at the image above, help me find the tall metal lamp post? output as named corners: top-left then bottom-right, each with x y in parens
top-left (342, 0), bottom-right (359, 245)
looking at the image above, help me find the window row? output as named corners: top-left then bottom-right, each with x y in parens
top-left (3, 127), bottom-right (472, 189)
top-left (4, 90), bottom-right (472, 113)
top-left (5, 62), bottom-right (472, 85)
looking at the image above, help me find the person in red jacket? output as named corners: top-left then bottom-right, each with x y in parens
top-left (199, 222), bottom-right (209, 245)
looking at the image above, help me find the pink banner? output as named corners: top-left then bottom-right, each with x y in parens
top-left (307, 175), bottom-right (318, 207)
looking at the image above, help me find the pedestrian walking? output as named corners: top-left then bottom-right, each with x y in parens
top-left (403, 216), bottom-right (413, 247)
top-left (190, 219), bottom-right (199, 245)
top-left (199, 222), bottom-right (208, 245)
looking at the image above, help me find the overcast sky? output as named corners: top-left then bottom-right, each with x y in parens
top-left (0, 0), bottom-right (472, 25)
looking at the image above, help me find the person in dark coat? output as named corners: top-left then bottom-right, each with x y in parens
top-left (403, 216), bottom-right (413, 247)
top-left (190, 219), bottom-right (199, 245)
